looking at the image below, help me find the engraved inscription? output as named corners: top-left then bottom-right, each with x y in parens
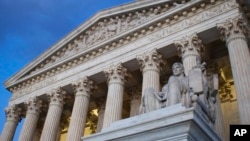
top-left (12, 77), bottom-right (57, 99)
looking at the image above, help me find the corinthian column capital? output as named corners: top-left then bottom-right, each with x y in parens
top-left (174, 33), bottom-right (205, 58)
top-left (136, 49), bottom-right (165, 72)
top-left (24, 97), bottom-right (44, 115)
top-left (103, 63), bottom-right (130, 84)
top-left (72, 77), bottom-right (97, 97)
top-left (5, 105), bottom-right (22, 122)
top-left (46, 87), bottom-right (67, 106)
top-left (217, 16), bottom-right (249, 41)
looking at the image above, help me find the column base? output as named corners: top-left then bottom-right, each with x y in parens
top-left (82, 103), bottom-right (222, 141)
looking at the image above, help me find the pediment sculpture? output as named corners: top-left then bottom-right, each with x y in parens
top-left (140, 62), bottom-right (218, 123)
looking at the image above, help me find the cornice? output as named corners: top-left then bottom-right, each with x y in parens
top-left (6, 0), bottom-right (238, 96)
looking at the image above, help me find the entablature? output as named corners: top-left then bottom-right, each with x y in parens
top-left (6, 0), bottom-right (240, 104)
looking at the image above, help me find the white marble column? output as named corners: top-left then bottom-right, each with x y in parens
top-left (0, 105), bottom-right (22, 141)
top-left (96, 99), bottom-right (105, 132)
top-left (217, 16), bottom-right (250, 124)
top-left (40, 87), bottom-right (67, 141)
top-left (33, 117), bottom-right (45, 141)
top-left (137, 49), bottom-right (164, 113)
top-left (128, 86), bottom-right (141, 117)
top-left (174, 33), bottom-right (205, 76)
top-left (66, 77), bottom-right (96, 141)
top-left (56, 127), bottom-right (62, 141)
top-left (137, 49), bottom-right (164, 96)
top-left (58, 110), bottom-right (71, 141)
top-left (102, 63), bottom-right (130, 129)
top-left (205, 65), bottom-right (226, 140)
top-left (220, 84), bottom-right (232, 141)
top-left (19, 97), bottom-right (43, 141)
top-left (33, 129), bottom-right (42, 141)
top-left (214, 94), bottom-right (225, 140)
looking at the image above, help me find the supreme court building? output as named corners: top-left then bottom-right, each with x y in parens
top-left (1, 0), bottom-right (250, 141)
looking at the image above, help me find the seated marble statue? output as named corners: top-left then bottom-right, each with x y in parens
top-left (140, 62), bottom-right (189, 114)
top-left (140, 61), bottom-right (218, 123)
top-left (164, 62), bottom-right (189, 106)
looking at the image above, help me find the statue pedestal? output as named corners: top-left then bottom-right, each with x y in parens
top-left (82, 103), bottom-right (222, 141)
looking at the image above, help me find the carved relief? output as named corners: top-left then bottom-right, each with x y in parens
top-left (146, 0), bottom-right (237, 44)
top-left (11, 77), bottom-right (57, 99)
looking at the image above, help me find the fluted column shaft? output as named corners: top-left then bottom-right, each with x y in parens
top-left (130, 99), bottom-right (140, 117)
top-left (129, 87), bottom-right (141, 117)
top-left (217, 16), bottom-right (250, 124)
top-left (182, 55), bottom-right (200, 76)
top-left (227, 35), bottom-right (250, 124)
top-left (66, 77), bottom-right (96, 140)
top-left (137, 49), bottom-right (164, 96)
top-left (33, 129), bottom-right (42, 141)
top-left (142, 67), bottom-right (160, 93)
top-left (102, 79), bottom-right (124, 128)
top-left (96, 101), bottom-right (105, 132)
top-left (214, 95), bottom-right (225, 140)
top-left (66, 94), bottom-right (89, 139)
top-left (220, 83), bottom-right (236, 141)
top-left (102, 63), bottom-right (129, 129)
top-left (174, 33), bottom-right (204, 76)
top-left (1, 120), bottom-right (18, 141)
top-left (19, 98), bottom-right (43, 141)
top-left (0, 105), bottom-right (22, 141)
top-left (40, 88), bottom-right (67, 141)
top-left (220, 84), bottom-right (232, 141)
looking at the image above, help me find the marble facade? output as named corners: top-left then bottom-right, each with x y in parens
top-left (1, 0), bottom-right (250, 141)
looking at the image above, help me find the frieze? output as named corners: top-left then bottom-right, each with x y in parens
top-left (145, 0), bottom-right (237, 43)
top-left (9, 0), bottom-right (238, 99)
top-left (11, 77), bottom-right (57, 100)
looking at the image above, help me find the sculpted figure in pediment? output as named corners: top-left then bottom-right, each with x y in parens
top-left (126, 15), bottom-right (137, 29)
top-left (146, 8), bottom-right (158, 20)
top-left (93, 22), bottom-right (107, 42)
top-left (86, 30), bottom-right (95, 45)
top-left (75, 35), bottom-right (87, 49)
top-left (106, 18), bottom-right (118, 38)
top-left (63, 43), bottom-right (79, 58)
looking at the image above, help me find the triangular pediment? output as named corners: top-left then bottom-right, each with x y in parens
top-left (5, 0), bottom-right (205, 90)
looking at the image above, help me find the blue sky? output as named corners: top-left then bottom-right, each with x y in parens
top-left (0, 0), bottom-right (134, 140)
